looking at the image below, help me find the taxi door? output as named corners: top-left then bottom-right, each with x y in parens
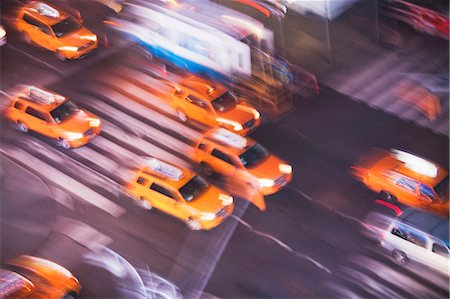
top-left (21, 14), bottom-right (55, 50)
top-left (184, 94), bottom-right (214, 124)
top-left (209, 148), bottom-right (237, 176)
top-left (148, 182), bottom-right (179, 217)
top-left (22, 106), bottom-right (51, 136)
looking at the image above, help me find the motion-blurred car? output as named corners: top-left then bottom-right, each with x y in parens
top-left (5, 86), bottom-right (101, 149)
top-left (381, 208), bottom-right (449, 276)
top-left (382, 0), bottom-right (449, 39)
top-left (1, 255), bottom-right (80, 298)
top-left (193, 128), bottom-right (292, 210)
top-left (0, 25), bottom-right (6, 46)
top-left (125, 157), bottom-right (234, 230)
top-left (351, 149), bottom-right (449, 215)
top-left (15, 1), bottom-right (98, 60)
top-left (167, 78), bottom-right (260, 136)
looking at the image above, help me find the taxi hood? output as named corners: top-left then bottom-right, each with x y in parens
top-left (188, 185), bottom-right (230, 213)
top-left (58, 110), bottom-right (96, 133)
top-left (58, 26), bottom-right (96, 47)
top-left (218, 104), bottom-right (255, 125)
top-left (247, 154), bottom-right (287, 181)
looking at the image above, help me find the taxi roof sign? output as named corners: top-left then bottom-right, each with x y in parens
top-left (212, 128), bottom-right (247, 149)
top-left (146, 158), bottom-right (184, 181)
top-left (31, 2), bottom-right (60, 18)
top-left (392, 149), bottom-right (438, 178)
top-left (25, 86), bottom-right (65, 105)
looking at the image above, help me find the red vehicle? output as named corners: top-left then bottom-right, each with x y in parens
top-left (382, 0), bottom-right (449, 39)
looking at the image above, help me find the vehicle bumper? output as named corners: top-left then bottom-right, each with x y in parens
top-left (67, 126), bottom-right (101, 148)
top-left (260, 172), bottom-right (293, 196)
top-left (62, 41), bottom-right (98, 60)
top-left (200, 204), bottom-right (234, 230)
top-left (238, 118), bottom-right (261, 136)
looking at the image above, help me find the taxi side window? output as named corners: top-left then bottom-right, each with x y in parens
top-left (25, 107), bottom-right (48, 121)
top-left (432, 243), bottom-right (449, 257)
top-left (23, 14), bottom-right (51, 35)
top-left (136, 177), bottom-right (147, 185)
top-left (419, 184), bottom-right (436, 202)
top-left (150, 183), bottom-right (175, 199)
top-left (211, 149), bottom-right (233, 165)
top-left (197, 142), bottom-right (207, 151)
top-left (187, 95), bottom-right (207, 109)
top-left (13, 101), bottom-right (24, 110)
top-left (391, 225), bottom-right (427, 248)
top-left (395, 177), bottom-right (418, 192)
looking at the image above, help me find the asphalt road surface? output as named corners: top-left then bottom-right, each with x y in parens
top-left (1, 0), bottom-right (448, 298)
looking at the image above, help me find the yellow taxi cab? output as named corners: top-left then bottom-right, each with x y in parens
top-left (16, 1), bottom-right (98, 60)
top-left (1, 255), bottom-right (81, 298)
top-left (193, 128), bottom-right (293, 210)
top-left (5, 86), bottom-right (101, 149)
top-left (351, 149), bottom-right (449, 216)
top-left (125, 157), bottom-right (234, 230)
top-left (167, 77), bottom-right (260, 136)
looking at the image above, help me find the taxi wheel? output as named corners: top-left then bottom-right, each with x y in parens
top-left (187, 218), bottom-right (201, 231)
top-left (392, 250), bottom-right (409, 265)
top-left (62, 292), bottom-right (78, 299)
top-left (17, 121), bottom-right (28, 133)
top-left (380, 191), bottom-right (396, 202)
top-left (58, 139), bottom-right (71, 149)
top-left (176, 109), bottom-right (188, 122)
top-left (57, 51), bottom-right (67, 62)
top-left (137, 198), bottom-right (152, 210)
top-left (23, 33), bottom-right (32, 44)
top-left (201, 162), bottom-right (213, 177)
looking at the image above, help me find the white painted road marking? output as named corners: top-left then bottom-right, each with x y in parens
top-left (0, 147), bottom-right (125, 217)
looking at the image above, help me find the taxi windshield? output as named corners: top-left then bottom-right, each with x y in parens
top-left (51, 16), bottom-right (81, 37)
top-left (435, 175), bottom-right (449, 203)
top-left (211, 91), bottom-right (238, 112)
top-left (50, 101), bottom-right (79, 124)
top-left (239, 143), bottom-right (269, 169)
top-left (179, 175), bottom-right (208, 202)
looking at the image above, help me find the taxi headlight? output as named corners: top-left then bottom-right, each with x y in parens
top-left (279, 164), bottom-right (292, 174)
top-left (200, 212), bottom-right (216, 221)
top-left (82, 35), bottom-right (97, 42)
top-left (65, 132), bottom-right (84, 140)
top-left (89, 118), bottom-right (101, 127)
top-left (253, 110), bottom-right (260, 120)
top-left (0, 27), bottom-right (6, 39)
top-left (218, 194), bottom-right (233, 206)
top-left (216, 117), bottom-right (243, 131)
top-left (58, 46), bottom-right (78, 52)
top-left (258, 178), bottom-right (274, 188)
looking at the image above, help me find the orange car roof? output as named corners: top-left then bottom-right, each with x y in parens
top-left (139, 158), bottom-right (195, 189)
top-left (202, 128), bottom-right (255, 155)
top-left (23, 2), bottom-right (68, 25)
top-left (181, 77), bottom-right (228, 102)
top-left (15, 86), bottom-right (66, 110)
top-left (377, 151), bottom-right (448, 186)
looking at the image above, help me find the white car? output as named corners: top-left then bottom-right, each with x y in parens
top-left (0, 25), bottom-right (6, 46)
top-left (381, 208), bottom-right (449, 276)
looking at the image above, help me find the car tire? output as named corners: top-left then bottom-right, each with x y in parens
top-left (176, 109), bottom-right (187, 122)
top-left (23, 33), bottom-right (32, 44)
top-left (57, 51), bottom-right (67, 62)
top-left (17, 121), bottom-right (28, 133)
top-left (201, 162), bottom-right (213, 177)
top-left (58, 139), bottom-right (71, 149)
top-left (137, 198), bottom-right (152, 210)
top-left (186, 218), bottom-right (201, 231)
top-left (62, 291), bottom-right (78, 299)
top-left (392, 250), bottom-right (409, 265)
top-left (380, 191), bottom-right (396, 202)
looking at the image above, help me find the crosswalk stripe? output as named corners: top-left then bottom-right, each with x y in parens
top-left (0, 146), bottom-right (125, 217)
top-left (53, 217), bottom-right (113, 252)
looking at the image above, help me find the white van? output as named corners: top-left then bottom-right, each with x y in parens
top-left (381, 208), bottom-right (449, 276)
